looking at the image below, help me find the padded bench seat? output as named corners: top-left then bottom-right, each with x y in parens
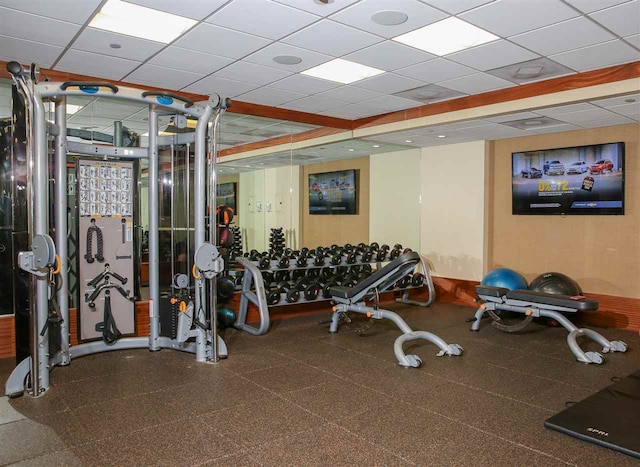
top-left (506, 289), bottom-right (598, 311)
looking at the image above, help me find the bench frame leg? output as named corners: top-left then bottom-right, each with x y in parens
top-left (331, 303), bottom-right (463, 368)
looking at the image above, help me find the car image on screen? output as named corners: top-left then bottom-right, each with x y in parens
top-left (521, 167), bottom-right (542, 178)
top-left (566, 161), bottom-right (588, 174)
top-left (590, 159), bottom-right (614, 174)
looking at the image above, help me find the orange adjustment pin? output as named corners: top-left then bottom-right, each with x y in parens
top-left (526, 309), bottom-right (532, 316)
top-left (170, 298), bottom-right (177, 305)
top-left (366, 312), bottom-right (372, 318)
top-left (480, 304), bottom-right (486, 310)
top-left (179, 301), bottom-right (187, 312)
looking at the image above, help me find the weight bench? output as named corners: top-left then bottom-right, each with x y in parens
top-left (329, 251), bottom-right (463, 368)
top-left (472, 285), bottom-right (627, 364)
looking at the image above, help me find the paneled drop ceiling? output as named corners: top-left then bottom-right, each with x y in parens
top-left (0, 0), bottom-right (638, 121)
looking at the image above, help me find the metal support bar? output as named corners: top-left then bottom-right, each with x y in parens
top-left (54, 98), bottom-right (70, 365)
top-left (194, 104), bottom-right (214, 362)
top-left (234, 257), bottom-right (271, 336)
top-left (148, 107), bottom-right (160, 351)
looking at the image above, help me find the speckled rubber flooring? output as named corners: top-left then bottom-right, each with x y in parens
top-left (1, 302), bottom-right (638, 466)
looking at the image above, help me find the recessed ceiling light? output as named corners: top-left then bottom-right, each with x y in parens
top-left (66, 104), bottom-right (83, 115)
top-left (109, 43), bottom-right (122, 49)
top-left (273, 55), bottom-right (303, 65)
top-left (437, 135), bottom-right (446, 138)
top-left (371, 11), bottom-right (408, 26)
top-left (90, 0), bottom-right (196, 44)
top-left (348, 148), bottom-right (355, 152)
top-left (301, 58), bottom-right (384, 84)
top-left (373, 144), bottom-right (380, 148)
top-left (393, 17), bottom-right (498, 56)
top-left (245, 165), bottom-right (251, 168)
top-left (405, 139), bottom-right (413, 143)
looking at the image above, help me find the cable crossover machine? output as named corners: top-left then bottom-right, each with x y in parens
top-left (4, 61), bottom-right (231, 398)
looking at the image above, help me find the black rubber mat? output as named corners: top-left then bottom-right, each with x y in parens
top-left (545, 369), bottom-right (640, 459)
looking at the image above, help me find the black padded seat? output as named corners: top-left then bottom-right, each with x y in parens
top-left (330, 286), bottom-right (351, 299)
top-left (506, 289), bottom-right (598, 311)
top-left (329, 251), bottom-right (420, 301)
top-left (475, 285), bottom-right (509, 298)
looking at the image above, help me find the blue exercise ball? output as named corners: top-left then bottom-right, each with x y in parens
top-left (481, 268), bottom-right (528, 290)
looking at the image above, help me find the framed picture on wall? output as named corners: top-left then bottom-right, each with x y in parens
top-left (308, 169), bottom-right (358, 215)
top-left (217, 182), bottom-right (237, 214)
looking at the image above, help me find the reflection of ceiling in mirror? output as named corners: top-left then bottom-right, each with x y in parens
top-left (218, 139), bottom-right (413, 175)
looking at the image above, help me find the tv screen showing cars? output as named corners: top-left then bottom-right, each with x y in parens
top-left (309, 169), bottom-right (357, 215)
top-left (512, 142), bottom-right (624, 215)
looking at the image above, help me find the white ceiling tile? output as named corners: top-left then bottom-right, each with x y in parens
top-left (420, 0), bottom-right (495, 14)
top-left (625, 34), bottom-right (640, 48)
top-left (590, 93), bottom-right (640, 107)
top-left (352, 73), bottom-right (426, 93)
top-left (0, 6), bottom-right (80, 47)
top-left (181, 76), bottom-right (260, 97)
top-left (344, 41), bottom-right (435, 71)
top-left (319, 104), bottom-right (382, 119)
top-left (268, 74), bottom-right (341, 94)
top-left (273, 0), bottom-right (361, 16)
top-left (528, 124), bottom-right (583, 134)
top-left (563, 0), bottom-right (631, 14)
top-left (315, 86), bottom-right (385, 103)
top-left (126, 64), bottom-right (204, 90)
top-left (576, 116), bottom-right (636, 127)
top-left (56, 50), bottom-right (140, 80)
top-left (149, 47), bottom-right (233, 75)
top-left (207, 0), bottom-right (318, 40)
top-left (283, 20), bottom-right (383, 56)
top-left (281, 96), bottom-right (346, 112)
top-left (71, 28), bottom-right (164, 62)
top-left (236, 87), bottom-right (306, 106)
top-left (395, 58), bottom-right (477, 82)
top-left (459, 0), bottom-right (579, 37)
top-left (606, 102), bottom-right (640, 118)
top-left (243, 43), bottom-right (332, 73)
top-left (446, 40), bottom-right (539, 71)
top-left (438, 73), bottom-right (514, 94)
top-left (549, 40), bottom-right (640, 71)
top-left (212, 61), bottom-right (292, 86)
top-left (551, 108), bottom-right (621, 123)
top-left (125, 0), bottom-right (228, 19)
top-left (535, 103), bottom-right (600, 115)
top-left (174, 24), bottom-right (271, 60)
top-left (509, 17), bottom-right (615, 56)
top-left (330, 0), bottom-right (447, 38)
top-left (360, 95), bottom-right (423, 111)
top-left (0, 0), bottom-right (102, 24)
top-left (488, 111), bottom-right (544, 123)
top-left (590, 1), bottom-right (640, 37)
top-left (0, 35), bottom-right (64, 68)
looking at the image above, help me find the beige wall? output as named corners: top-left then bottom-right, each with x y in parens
top-left (421, 141), bottom-right (487, 281)
top-left (489, 123), bottom-right (640, 297)
top-left (301, 156), bottom-right (370, 248)
top-left (239, 170), bottom-right (266, 251)
top-left (264, 165), bottom-right (301, 249)
top-left (369, 149), bottom-right (421, 251)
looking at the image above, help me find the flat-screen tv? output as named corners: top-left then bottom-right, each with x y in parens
top-left (217, 182), bottom-right (237, 214)
top-left (512, 142), bottom-right (624, 215)
top-left (309, 169), bottom-right (357, 215)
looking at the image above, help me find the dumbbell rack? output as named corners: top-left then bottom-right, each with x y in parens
top-left (233, 253), bottom-right (435, 336)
